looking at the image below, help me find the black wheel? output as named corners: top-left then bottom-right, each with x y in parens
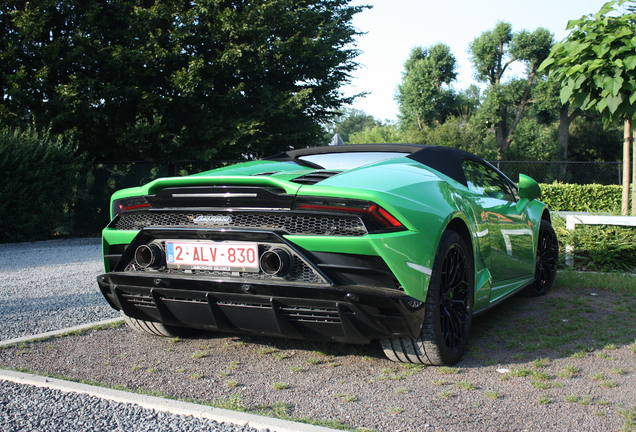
top-left (521, 220), bottom-right (558, 297)
top-left (122, 312), bottom-right (195, 338)
top-left (381, 230), bottom-right (474, 365)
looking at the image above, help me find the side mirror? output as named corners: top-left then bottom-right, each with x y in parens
top-left (518, 174), bottom-right (541, 200)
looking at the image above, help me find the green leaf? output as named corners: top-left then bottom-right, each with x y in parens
top-left (625, 56), bottom-right (636, 70)
top-left (538, 57), bottom-right (554, 72)
top-left (606, 93), bottom-right (623, 113)
top-left (596, 1), bottom-right (618, 18)
top-left (593, 74), bottom-right (605, 88)
top-left (612, 76), bottom-right (625, 95)
top-left (630, 91), bottom-right (636, 105)
top-left (572, 42), bottom-right (591, 56)
top-left (587, 59), bottom-right (605, 73)
top-left (603, 75), bottom-right (624, 96)
top-left (615, 26), bottom-right (633, 39)
top-left (566, 64), bottom-right (585, 76)
top-left (566, 18), bottom-right (584, 30)
top-left (592, 44), bottom-right (611, 58)
top-left (573, 90), bottom-right (591, 108)
top-left (574, 73), bottom-right (588, 89)
top-left (560, 85), bottom-right (574, 105)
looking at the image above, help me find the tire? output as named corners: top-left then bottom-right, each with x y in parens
top-left (122, 312), bottom-right (195, 338)
top-left (520, 220), bottom-right (558, 297)
top-left (381, 230), bottom-right (474, 366)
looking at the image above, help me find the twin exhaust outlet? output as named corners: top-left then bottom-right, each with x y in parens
top-left (134, 243), bottom-right (293, 276)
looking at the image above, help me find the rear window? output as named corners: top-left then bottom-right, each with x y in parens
top-left (298, 152), bottom-right (408, 170)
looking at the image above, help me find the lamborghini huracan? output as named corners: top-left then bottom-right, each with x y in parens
top-left (97, 144), bottom-right (558, 365)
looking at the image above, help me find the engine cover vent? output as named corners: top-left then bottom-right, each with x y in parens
top-left (291, 171), bottom-right (341, 185)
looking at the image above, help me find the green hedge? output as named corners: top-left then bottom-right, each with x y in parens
top-left (0, 127), bottom-right (86, 243)
top-left (541, 183), bottom-right (636, 272)
top-left (539, 183), bottom-right (627, 213)
top-left (553, 216), bottom-right (636, 272)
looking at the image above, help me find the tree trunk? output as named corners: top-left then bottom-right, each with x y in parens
top-left (496, 106), bottom-right (508, 157)
top-left (505, 65), bottom-right (539, 151)
top-left (631, 119), bottom-right (636, 216)
top-left (558, 103), bottom-right (573, 160)
top-left (622, 118), bottom-right (632, 215)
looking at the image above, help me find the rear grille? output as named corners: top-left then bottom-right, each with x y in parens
top-left (121, 292), bottom-right (155, 308)
top-left (280, 306), bottom-right (340, 323)
top-left (114, 212), bottom-right (367, 236)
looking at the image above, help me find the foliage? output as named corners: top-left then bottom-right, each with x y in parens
top-left (0, 0), bottom-right (368, 163)
top-left (395, 44), bottom-right (459, 129)
top-left (568, 116), bottom-right (623, 161)
top-left (348, 123), bottom-right (409, 144)
top-left (544, 181), bottom-right (636, 272)
top-left (540, 1), bottom-right (636, 127)
top-left (505, 116), bottom-right (560, 161)
top-left (540, 182), bottom-right (624, 213)
top-left (422, 116), bottom-right (499, 159)
top-left (0, 126), bottom-right (86, 243)
top-left (74, 162), bottom-right (170, 235)
top-left (324, 109), bottom-right (382, 143)
top-left (553, 216), bottom-right (636, 272)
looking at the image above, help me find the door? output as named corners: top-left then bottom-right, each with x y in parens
top-left (462, 160), bottom-right (535, 284)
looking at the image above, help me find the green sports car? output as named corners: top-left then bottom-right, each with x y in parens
top-left (97, 144), bottom-right (558, 365)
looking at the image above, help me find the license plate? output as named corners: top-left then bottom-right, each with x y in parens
top-left (165, 241), bottom-right (259, 272)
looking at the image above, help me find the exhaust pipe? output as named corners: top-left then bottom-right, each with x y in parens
top-left (260, 249), bottom-right (293, 276)
top-left (135, 243), bottom-right (163, 269)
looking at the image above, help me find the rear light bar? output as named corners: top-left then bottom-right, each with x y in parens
top-left (294, 197), bottom-right (405, 232)
top-left (112, 196), bottom-right (150, 219)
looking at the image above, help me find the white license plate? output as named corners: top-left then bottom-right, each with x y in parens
top-left (165, 241), bottom-right (259, 272)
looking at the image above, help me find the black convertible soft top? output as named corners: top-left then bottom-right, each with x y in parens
top-left (267, 144), bottom-right (492, 187)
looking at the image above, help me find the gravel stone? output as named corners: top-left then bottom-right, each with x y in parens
top-left (0, 238), bottom-right (119, 340)
top-left (0, 380), bottom-right (266, 432)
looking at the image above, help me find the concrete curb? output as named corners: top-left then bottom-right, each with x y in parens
top-left (0, 318), bottom-right (125, 347)
top-left (0, 369), bottom-right (342, 432)
top-left (0, 321), bottom-right (343, 432)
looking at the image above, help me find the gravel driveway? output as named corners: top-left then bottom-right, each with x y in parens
top-left (0, 238), bottom-right (119, 340)
top-left (1, 239), bottom-right (636, 432)
top-left (0, 239), bottom-right (269, 432)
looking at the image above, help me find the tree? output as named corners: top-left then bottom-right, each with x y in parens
top-left (0, 0), bottom-right (368, 162)
top-left (540, 0), bottom-right (636, 214)
top-left (469, 22), bottom-right (554, 155)
top-left (395, 44), bottom-right (458, 130)
top-left (348, 123), bottom-right (406, 144)
top-left (531, 78), bottom-right (598, 160)
top-left (324, 108), bottom-right (382, 143)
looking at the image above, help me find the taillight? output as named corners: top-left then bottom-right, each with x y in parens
top-left (294, 197), bottom-right (405, 232)
top-left (112, 196), bottom-right (150, 219)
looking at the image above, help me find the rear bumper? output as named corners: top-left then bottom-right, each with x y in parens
top-left (97, 272), bottom-right (425, 344)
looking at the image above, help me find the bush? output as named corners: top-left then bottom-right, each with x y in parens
top-left (540, 183), bottom-right (625, 213)
top-left (553, 216), bottom-right (636, 272)
top-left (0, 127), bottom-right (86, 243)
top-left (73, 162), bottom-right (169, 235)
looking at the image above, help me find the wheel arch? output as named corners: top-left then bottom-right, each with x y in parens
top-left (445, 216), bottom-right (473, 257)
top-left (541, 209), bottom-right (552, 224)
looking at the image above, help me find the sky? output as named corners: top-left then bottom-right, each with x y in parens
top-left (340, 0), bottom-right (611, 122)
